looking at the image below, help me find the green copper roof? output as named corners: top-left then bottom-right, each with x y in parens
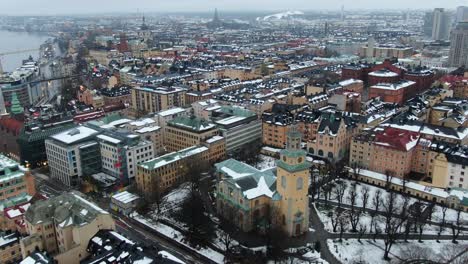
top-left (10, 92), bottom-right (23, 115)
top-left (168, 116), bottom-right (216, 132)
top-left (219, 105), bottom-right (256, 118)
top-left (280, 149), bottom-right (307, 158)
top-left (276, 160), bottom-right (311, 173)
top-left (139, 145), bottom-right (208, 170)
top-left (0, 193), bottom-right (31, 211)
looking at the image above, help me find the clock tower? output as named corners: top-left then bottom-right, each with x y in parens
top-left (275, 125), bottom-right (311, 237)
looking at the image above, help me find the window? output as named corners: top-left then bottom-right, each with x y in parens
top-left (318, 150), bottom-right (324, 156)
top-left (296, 177), bottom-right (303, 190)
top-left (281, 176), bottom-right (286, 188)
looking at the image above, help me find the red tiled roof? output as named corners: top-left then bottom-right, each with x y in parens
top-left (439, 75), bottom-right (467, 85)
top-left (374, 127), bottom-right (420, 151)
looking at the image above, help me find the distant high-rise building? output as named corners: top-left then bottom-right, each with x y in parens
top-left (140, 14), bottom-right (148, 30)
top-left (432, 8), bottom-right (451, 40)
top-left (456, 6), bottom-right (468, 23)
top-left (341, 5), bottom-right (345, 21)
top-left (448, 22), bottom-right (468, 67)
top-left (213, 8), bottom-right (220, 23)
top-left (423, 12), bottom-right (434, 37)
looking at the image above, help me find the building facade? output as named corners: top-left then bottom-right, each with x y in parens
top-left (448, 22), bottom-right (468, 67)
top-left (131, 86), bottom-right (186, 115)
top-left (22, 192), bottom-right (115, 264)
top-left (215, 128), bottom-right (310, 237)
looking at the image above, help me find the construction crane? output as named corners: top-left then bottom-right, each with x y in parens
top-left (0, 48), bottom-right (40, 74)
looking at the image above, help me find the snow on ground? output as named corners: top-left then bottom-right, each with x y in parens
top-left (325, 179), bottom-right (468, 226)
top-left (150, 183), bottom-right (190, 219)
top-left (266, 247), bottom-right (328, 264)
top-left (132, 214), bottom-right (225, 264)
top-left (328, 238), bottom-right (468, 264)
top-left (315, 203), bottom-right (462, 235)
top-left (254, 154), bottom-right (277, 170)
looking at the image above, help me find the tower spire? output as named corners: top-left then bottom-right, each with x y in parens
top-left (214, 8), bottom-right (220, 22)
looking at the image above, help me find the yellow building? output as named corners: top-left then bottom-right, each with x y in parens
top-left (22, 191), bottom-right (115, 264)
top-left (0, 232), bottom-right (21, 264)
top-left (131, 86), bottom-right (187, 115)
top-left (137, 146), bottom-right (210, 200)
top-left (164, 116), bottom-right (218, 152)
top-left (215, 127), bottom-right (310, 237)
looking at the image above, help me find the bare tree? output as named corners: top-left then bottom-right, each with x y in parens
top-left (402, 174), bottom-right (410, 196)
top-left (348, 183), bottom-right (358, 212)
top-left (338, 216), bottom-right (348, 242)
top-left (450, 206), bottom-right (463, 244)
top-left (398, 245), bottom-right (432, 264)
top-left (373, 221), bottom-right (381, 242)
top-left (439, 244), bottom-right (468, 264)
top-left (347, 183), bottom-right (361, 232)
top-left (384, 170), bottom-right (394, 190)
top-left (219, 230), bottom-right (234, 260)
top-left (370, 190), bottom-right (382, 233)
top-left (329, 209), bottom-right (342, 233)
top-left (357, 223), bottom-right (367, 243)
top-left (334, 181), bottom-right (348, 208)
top-left (373, 189), bottom-right (382, 212)
top-left (438, 204), bottom-right (448, 242)
top-left (361, 186), bottom-right (370, 212)
top-left (322, 184), bottom-right (333, 202)
top-left (382, 192), bottom-right (406, 260)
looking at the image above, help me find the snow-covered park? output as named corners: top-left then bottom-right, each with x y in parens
top-left (328, 239), bottom-right (468, 264)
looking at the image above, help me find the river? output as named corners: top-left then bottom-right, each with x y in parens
top-left (0, 30), bottom-right (50, 72)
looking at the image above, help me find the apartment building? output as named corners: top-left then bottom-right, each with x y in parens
top-left (0, 232), bottom-right (21, 264)
top-left (308, 112), bottom-right (359, 162)
top-left (0, 154), bottom-right (36, 210)
top-left (131, 86), bottom-right (186, 114)
top-left (22, 191), bottom-right (115, 264)
top-left (164, 116), bottom-right (218, 152)
top-left (350, 127), bottom-right (420, 178)
top-left (428, 99), bottom-right (468, 128)
top-left (100, 86), bottom-right (131, 105)
top-left (262, 110), bottom-right (294, 148)
top-left (154, 107), bottom-right (188, 128)
top-left (136, 146), bottom-right (209, 199)
top-left (128, 120), bottom-right (164, 155)
top-left (432, 145), bottom-right (468, 189)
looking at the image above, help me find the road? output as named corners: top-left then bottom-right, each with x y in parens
top-left (114, 216), bottom-right (206, 264)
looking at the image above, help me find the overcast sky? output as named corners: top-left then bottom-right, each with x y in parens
top-left (1, 0), bottom-right (468, 15)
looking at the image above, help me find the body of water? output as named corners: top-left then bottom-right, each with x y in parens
top-left (0, 30), bottom-right (50, 72)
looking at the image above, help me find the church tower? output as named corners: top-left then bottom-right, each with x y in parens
top-left (275, 125), bottom-right (311, 237)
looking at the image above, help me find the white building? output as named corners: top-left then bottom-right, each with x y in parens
top-left (45, 126), bottom-right (100, 187)
top-left (155, 107), bottom-right (188, 128)
top-left (97, 133), bottom-right (154, 183)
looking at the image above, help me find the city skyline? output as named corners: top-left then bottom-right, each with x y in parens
top-left (1, 0), bottom-right (468, 15)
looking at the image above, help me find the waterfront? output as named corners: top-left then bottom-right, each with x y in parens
top-left (0, 30), bottom-right (50, 72)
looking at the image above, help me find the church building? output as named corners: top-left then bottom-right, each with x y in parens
top-left (215, 126), bottom-right (310, 237)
